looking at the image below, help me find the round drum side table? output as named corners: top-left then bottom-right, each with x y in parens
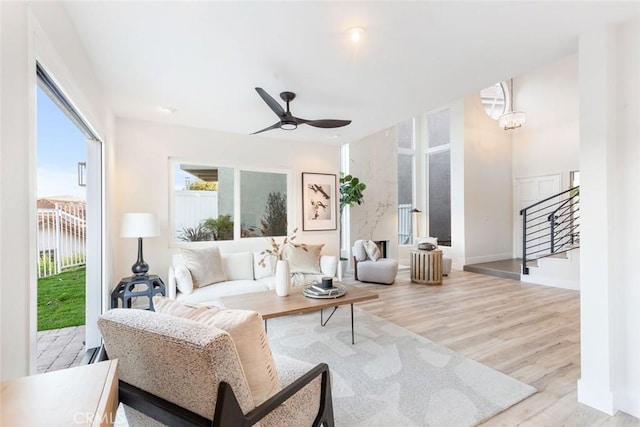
top-left (410, 249), bottom-right (443, 285)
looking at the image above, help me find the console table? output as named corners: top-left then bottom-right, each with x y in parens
top-left (1, 360), bottom-right (119, 426)
top-left (410, 249), bottom-right (443, 285)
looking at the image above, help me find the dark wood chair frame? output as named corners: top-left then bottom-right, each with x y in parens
top-left (98, 348), bottom-right (334, 427)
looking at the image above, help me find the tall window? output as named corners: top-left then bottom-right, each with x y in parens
top-left (397, 119), bottom-right (415, 245)
top-left (36, 63), bottom-right (105, 358)
top-left (340, 144), bottom-right (350, 258)
top-left (426, 110), bottom-right (451, 246)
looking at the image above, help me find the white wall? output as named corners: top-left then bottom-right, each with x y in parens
top-left (512, 54), bottom-right (580, 186)
top-left (614, 20), bottom-right (640, 418)
top-left (463, 94), bottom-right (513, 264)
top-left (0, 2), bottom-right (111, 379)
top-left (577, 20), bottom-right (640, 418)
top-left (512, 54), bottom-right (580, 258)
top-left (348, 127), bottom-right (399, 262)
top-left (112, 118), bottom-right (340, 280)
top-left (0, 2), bottom-right (32, 380)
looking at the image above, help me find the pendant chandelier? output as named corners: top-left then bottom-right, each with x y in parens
top-left (499, 78), bottom-right (526, 130)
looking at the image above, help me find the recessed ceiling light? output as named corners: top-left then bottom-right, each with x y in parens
top-left (158, 106), bottom-right (176, 114)
top-left (347, 27), bottom-right (365, 43)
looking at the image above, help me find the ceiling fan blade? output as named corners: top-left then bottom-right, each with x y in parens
top-left (303, 119), bottom-right (352, 129)
top-left (251, 122), bottom-right (281, 135)
top-left (255, 87), bottom-right (286, 119)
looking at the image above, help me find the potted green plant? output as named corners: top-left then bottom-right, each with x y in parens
top-left (339, 173), bottom-right (366, 278)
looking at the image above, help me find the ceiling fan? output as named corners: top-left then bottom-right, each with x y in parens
top-left (251, 87), bottom-right (351, 135)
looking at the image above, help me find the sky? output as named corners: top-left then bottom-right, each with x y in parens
top-left (37, 86), bottom-right (86, 200)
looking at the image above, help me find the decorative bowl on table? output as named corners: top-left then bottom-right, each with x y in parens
top-left (302, 284), bottom-right (346, 299)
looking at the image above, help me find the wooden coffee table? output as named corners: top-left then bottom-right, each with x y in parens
top-left (1, 359), bottom-right (118, 426)
top-left (220, 285), bottom-right (378, 344)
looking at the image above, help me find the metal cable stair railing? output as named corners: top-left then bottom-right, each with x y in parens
top-left (519, 186), bottom-right (580, 274)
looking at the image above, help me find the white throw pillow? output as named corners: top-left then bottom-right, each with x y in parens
top-left (221, 252), bottom-right (254, 281)
top-left (254, 252), bottom-right (275, 279)
top-left (364, 240), bottom-right (381, 261)
top-left (285, 244), bottom-right (324, 274)
top-left (181, 246), bottom-right (227, 288)
top-left (153, 297), bottom-right (280, 406)
top-left (174, 264), bottom-right (194, 294)
top-left (352, 240), bottom-right (367, 262)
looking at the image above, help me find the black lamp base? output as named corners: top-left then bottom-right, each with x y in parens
top-left (131, 237), bottom-right (150, 276)
top-left (131, 261), bottom-right (149, 276)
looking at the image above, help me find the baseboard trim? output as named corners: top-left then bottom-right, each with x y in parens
top-left (615, 389), bottom-right (640, 419)
top-left (464, 253), bottom-right (514, 265)
top-left (520, 274), bottom-right (580, 290)
top-left (577, 379), bottom-right (615, 415)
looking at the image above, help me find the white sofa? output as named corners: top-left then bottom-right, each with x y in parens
top-left (168, 251), bottom-right (338, 306)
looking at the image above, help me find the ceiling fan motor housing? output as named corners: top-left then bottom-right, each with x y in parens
top-left (280, 119), bottom-right (297, 130)
top-left (280, 91), bottom-right (296, 103)
top-left (252, 87), bottom-right (351, 134)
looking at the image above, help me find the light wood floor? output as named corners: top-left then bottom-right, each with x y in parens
top-left (341, 269), bottom-right (638, 426)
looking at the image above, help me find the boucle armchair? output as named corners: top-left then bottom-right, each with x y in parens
top-left (98, 309), bottom-right (334, 427)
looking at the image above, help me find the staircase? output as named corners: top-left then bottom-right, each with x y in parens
top-left (519, 186), bottom-right (580, 287)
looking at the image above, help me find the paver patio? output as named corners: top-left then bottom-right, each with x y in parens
top-left (37, 325), bottom-right (85, 373)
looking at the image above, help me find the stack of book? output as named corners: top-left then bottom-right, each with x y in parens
top-left (303, 284), bottom-right (345, 298)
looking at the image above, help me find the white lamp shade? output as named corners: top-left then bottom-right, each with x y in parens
top-left (121, 213), bottom-right (159, 238)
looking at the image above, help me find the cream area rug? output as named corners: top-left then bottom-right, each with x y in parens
top-left (266, 307), bottom-right (536, 427)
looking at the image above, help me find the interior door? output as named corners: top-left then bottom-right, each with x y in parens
top-left (514, 174), bottom-right (561, 259)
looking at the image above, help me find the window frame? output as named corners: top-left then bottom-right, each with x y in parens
top-left (397, 118), bottom-right (417, 246)
top-left (480, 81), bottom-right (509, 120)
top-left (169, 158), bottom-right (293, 247)
top-left (424, 109), bottom-right (452, 247)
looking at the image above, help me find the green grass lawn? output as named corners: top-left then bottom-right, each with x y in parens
top-left (38, 266), bottom-right (85, 331)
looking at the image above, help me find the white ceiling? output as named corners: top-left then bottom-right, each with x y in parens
top-left (64, 1), bottom-right (639, 145)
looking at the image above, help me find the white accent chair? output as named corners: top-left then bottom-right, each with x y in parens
top-left (352, 239), bottom-right (399, 285)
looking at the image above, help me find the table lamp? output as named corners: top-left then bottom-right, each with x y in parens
top-left (121, 212), bottom-right (159, 276)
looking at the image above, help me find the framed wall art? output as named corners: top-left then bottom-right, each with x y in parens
top-left (302, 172), bottom-right (337, 231)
